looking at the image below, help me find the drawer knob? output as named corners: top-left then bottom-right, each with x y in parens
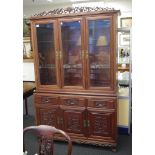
top-left (95, 101), bottom-right (106, 107)
top-left (65, 99), bottom-right (79, 106)
top-left (42, 97), bottom-right (50, 103)
top-left (45, 99), bottom-right (49, 102)
top-left (70, 102), bottom-right (75, 105)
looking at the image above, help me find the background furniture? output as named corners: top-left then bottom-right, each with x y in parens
top-left (23, 81), bottom-right (36, 115)
top-left (23, 125), bottom-right (72, 155)
top-left (117, 27), bottom-right (132, 134)
top-left (30, 7), bottom-right (119, 151)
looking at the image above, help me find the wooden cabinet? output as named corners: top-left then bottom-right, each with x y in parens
top-left (31, 7), bottom-right (119, 150)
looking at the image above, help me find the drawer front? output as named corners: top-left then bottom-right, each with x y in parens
top-left (88, 97), bottom-right (116, 109)
top-left (60, 96), bottom-right (85, 107)
top-left (35, 94), bottom-right (58, 105)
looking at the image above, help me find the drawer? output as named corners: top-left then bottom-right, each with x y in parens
top-left (60, 96), bottom-right (85, 107)
top-left (35, 94), bottom-right (58, 105)
top-left (88, 98), bottom-right (116, 109)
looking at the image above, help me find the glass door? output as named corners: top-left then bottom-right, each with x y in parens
top-left (86, 16), bottom-right (114, 90)
top-left (59, 18), bottom-right (85, 89)
top-left (33, 20), bottom-right (60, 88)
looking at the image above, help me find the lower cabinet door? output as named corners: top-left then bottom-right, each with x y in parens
top-left (62, 108), bottom-right (86, 137)
top-left (36, 106), bottom-right (59, 128)
top-left (87, 110), bottom-right (116, 139)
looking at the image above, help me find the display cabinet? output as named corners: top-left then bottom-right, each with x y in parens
top-left (30, 7), bottom-right (119, 150)
top-left (117, 27), bottom-right (132, 134)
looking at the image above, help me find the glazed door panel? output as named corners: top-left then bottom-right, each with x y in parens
top-left (87, 110), bottom-right (116, 138)
top-left (58, 18), bottom-right (85, 89)
top-left (32, 20), bottom-right (60, 89)
top-left (86, 16), bottom-right (114, 90)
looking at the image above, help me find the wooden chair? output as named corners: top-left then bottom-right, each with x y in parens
top-left (23, 81), bottom-right (36, 115)
top-left (23, 125), bottom-right (72, 155)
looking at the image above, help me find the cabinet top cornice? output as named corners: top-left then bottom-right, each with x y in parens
top-left (30, 7), bottom-right (120, 19)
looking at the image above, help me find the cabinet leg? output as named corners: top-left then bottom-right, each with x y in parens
top-left (111, 146), bottom-right (117, 152)
top-left (25, 98), bottom-right (28, 115)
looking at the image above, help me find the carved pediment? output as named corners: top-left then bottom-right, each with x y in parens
top-left (32, 7), bottom-right (119, 18)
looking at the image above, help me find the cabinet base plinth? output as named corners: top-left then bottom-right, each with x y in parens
top-left (111, 146), bottom-right (117, 152)
top-left (54, 136), bottom-right (117, 150)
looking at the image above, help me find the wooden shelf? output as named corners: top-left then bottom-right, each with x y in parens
top-left (23, 59), bottom-right (34, 63)
top-left (118, 64), bottom-right (129, 71)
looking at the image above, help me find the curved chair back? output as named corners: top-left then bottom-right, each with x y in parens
top-left (23, 125), bottom-right (72, 155)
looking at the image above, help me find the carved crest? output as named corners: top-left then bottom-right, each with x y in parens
top-left (32, 7), bottom-right (118, 17)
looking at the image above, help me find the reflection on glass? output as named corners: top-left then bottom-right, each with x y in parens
top-left (61, 21), bottom-right (83, 86)
top-left (36, 23), bottom-right (56, 85)
top-left (88, 19), bottom-right (111, 87)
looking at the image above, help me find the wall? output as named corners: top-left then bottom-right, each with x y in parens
top-left (23, 62), bottom-right (35, 81)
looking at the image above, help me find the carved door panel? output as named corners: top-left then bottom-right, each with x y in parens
top-left (87, 110), bottom-right (116, 139)
top-left (36, 106), bottom-right (59, 128)
top-left (62, 108), bottom-right (86, 137)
